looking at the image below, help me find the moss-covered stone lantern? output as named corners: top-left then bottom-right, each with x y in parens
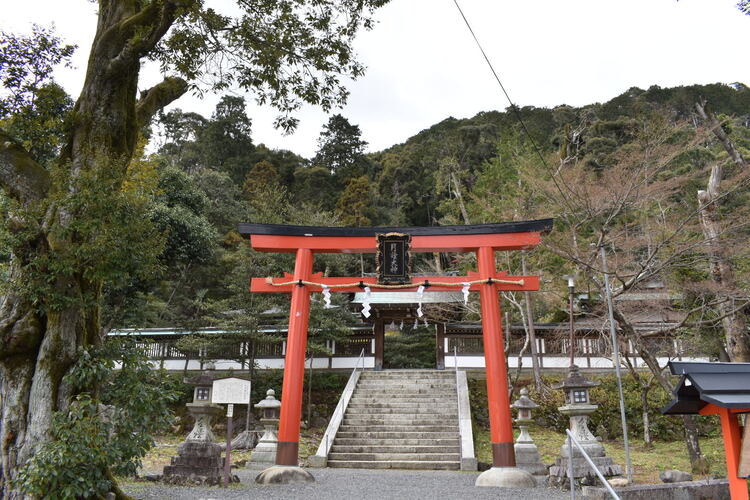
top-left (163, 371), bottom-right (224, 484)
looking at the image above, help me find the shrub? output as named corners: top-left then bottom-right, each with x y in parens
top-left (14, 340), bottom-right (180, 498)
top-left (469, 373), bottom-right (719, 442)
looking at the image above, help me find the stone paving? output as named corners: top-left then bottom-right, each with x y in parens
top-left (122, 467), bottom-right (569, 499)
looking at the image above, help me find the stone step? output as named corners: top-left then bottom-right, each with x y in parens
top-left (328, 452), bottom-right (461, 462)
top-left (357, 381), bottom-right (455, 386)
top-left (344, 411), bottom-right (453, 418)
top-left (342, 417), bottom-right (451, 426)
top-left (358, 376), bottom-right (454, 380)
top-left (335, 431), bottom-right (459, 439)
top-left (333, 437), bottom-right (460, 446)
top-left (327, 460), bottom-right (460, 470)
top-left (345, 407), bottom-right (457, 415)
top-left (338, 424), bottom-right (457, 432)
top-left (354, 388), bottom-right (455, 395)
top-left (359, 372), bottom-right (455, 377)
top-left (330, 445), bottom-right (460, 454)
top-left (346, 401), bottom-right (458, 413)
top-left (362, 368), bottom-right (452, 377)
top-left (349, 396), bottom-right (455, 403)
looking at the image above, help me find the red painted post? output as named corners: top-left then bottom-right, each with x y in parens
top-left (276, 248), bottom-right (313, 466)
top-left (476, 246), bottom-right (516, 467)
top-left (719, 408), bottom-right (749, 500)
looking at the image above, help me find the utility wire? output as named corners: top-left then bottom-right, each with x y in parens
top-left (452, 0), bottom-right (577, 214)
top-left (451, 0), bottom-right (550, 171)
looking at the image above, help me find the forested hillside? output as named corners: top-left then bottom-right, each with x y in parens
top-left (76, 82), bottom-right (749, 361)
top-left (4, 78), bottom-right (750, 360)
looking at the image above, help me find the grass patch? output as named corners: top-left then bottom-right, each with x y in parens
top-left (473, 425), bottom-right (726, 484)
top-left (132, 425), bottom-right (327, 477)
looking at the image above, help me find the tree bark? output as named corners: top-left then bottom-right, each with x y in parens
top-left (695, 101), bottom-right (745, 167)
top-left (698, 167), bottom-right (750, 361)
top-left (0, 2), bottom-right (186, 497)
top-left (695, 100), bottom-right (750, 362)
top-left (641, 385), bottom-right (651, 448)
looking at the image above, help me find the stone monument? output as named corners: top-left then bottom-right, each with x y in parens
top-left (248, 389), bottom-right (281, 468)
top-left (511, 388), bottom-right (547, 484)
top-left (548, 365), bottom-right (622, 487)
top-left (163, 372), bottom-right (225, 485)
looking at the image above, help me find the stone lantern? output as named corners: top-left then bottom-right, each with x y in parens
top-left (511, 388), bottom-right (546, 482)
top-left (163, 372), bottom-right (225, 484)
top-left (549, 365), bottom-right (621, 486)
top-left (248, 389), bottom-right (282, 468)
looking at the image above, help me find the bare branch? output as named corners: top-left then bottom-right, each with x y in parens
top-left (0, 130), bottom-right (50, 202)
top-left (695, 100), bottom-right (746, 167)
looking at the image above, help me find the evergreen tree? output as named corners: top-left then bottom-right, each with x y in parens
top-left (314, 114), bottom-right (369, 180)
top-left (336, 175), bottom-right (373, 226)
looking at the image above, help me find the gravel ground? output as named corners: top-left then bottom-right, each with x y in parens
top-left (122, 468), bottom-right (569, 500)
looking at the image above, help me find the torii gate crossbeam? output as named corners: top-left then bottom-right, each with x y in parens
top-left (240, 219), bottom-right (553, 485)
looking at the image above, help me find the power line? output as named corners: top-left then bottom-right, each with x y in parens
top-left (451, 0), bottom-right (550, 171)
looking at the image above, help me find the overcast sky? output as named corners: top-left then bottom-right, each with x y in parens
top-left (3, 1), bottom-right (748, 158)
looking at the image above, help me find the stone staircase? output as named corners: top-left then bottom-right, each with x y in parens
top-left (327, 369), bottom-right (461, 470)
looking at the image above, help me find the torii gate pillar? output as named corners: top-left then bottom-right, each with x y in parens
top-left (477, 246), bottom-right (515, 467)
top-left (276, 248), bottom-right (313, 466)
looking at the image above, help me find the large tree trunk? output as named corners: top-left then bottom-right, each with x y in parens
top-left (694, 100), bottom-right (750, 362)
top-left (0, 2), bottom-right (186, 497)
top-left (698, 166), bottom-right (750, 361)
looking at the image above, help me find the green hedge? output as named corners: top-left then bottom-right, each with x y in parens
top-left (469, 373), bottom-right (719, 441)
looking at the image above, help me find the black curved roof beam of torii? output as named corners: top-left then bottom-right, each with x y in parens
top-left (238, 218), bottom-right (554, 254)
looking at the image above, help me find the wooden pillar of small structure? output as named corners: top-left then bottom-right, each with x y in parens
top-left (719, 408), bottom-right (749, 500)
top-left (374, 318), bottom-right (385, 371)
top-left (436, 323), bottom-right (446, 370)
top-left (276, 248), bottom-right (313, 466)
top-left (476, 246), bottom-right (516, 468)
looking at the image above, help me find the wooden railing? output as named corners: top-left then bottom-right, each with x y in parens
top-left (123, 332), bottom-right (689, 365)
top-left (446, 334), bottom-right (686, 358)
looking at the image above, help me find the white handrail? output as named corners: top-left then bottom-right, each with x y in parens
top-left (314, 348), bottom-right (366, 460)
top-left (566, 429), bottom-right (620, 500)
top-left (454, 345), bottom-right (458, 372)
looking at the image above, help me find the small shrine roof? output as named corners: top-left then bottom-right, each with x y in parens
top-left (662, 361), bottom-right (750, 414)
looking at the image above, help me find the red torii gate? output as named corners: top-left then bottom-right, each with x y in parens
top-left (241, 219), bottom-right (553, 484)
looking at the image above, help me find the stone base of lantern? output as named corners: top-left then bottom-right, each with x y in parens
top-left (247, 427), bottom-right (278, 468)
top-left (548, 438), bottom-right (622, 487)
top-left (515, 442), bottom-right (548, 479)
top-left (163, 442), bottom-right (224, 485)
